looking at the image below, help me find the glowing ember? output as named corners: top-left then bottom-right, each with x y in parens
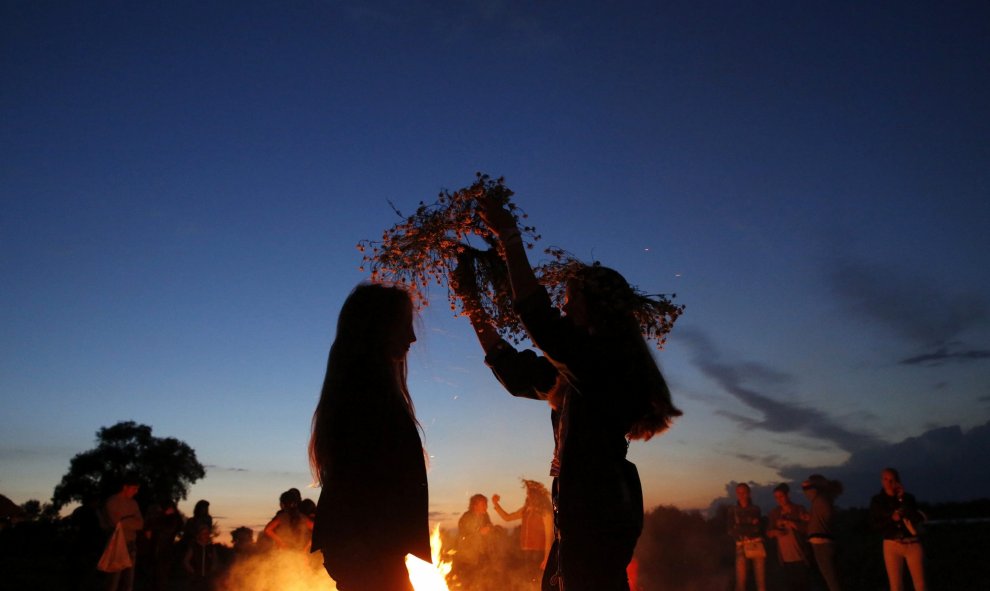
top-left (405, 525), bottom-right (451, 590)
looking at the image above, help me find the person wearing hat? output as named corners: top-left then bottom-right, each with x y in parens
top-left (802, 474), bottom-right (843, 591)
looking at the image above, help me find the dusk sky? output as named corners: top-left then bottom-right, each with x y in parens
top-left (3, 1), bottom-right (989, 539)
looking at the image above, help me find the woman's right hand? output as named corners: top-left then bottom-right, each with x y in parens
top-left (475, 191), bottom-right (518, 237)
top-left (491, 494), bottom-right (501, 504)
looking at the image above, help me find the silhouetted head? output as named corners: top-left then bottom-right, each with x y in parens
top-left (735, 483), bottom-right (752, 506)
top-left (564, 264), bottom-right (639, 334)
top-left (193, 499), bottom-right (210, 517)
top-left (469, 494), bottom-right (488, 514)
top-left (522, 479), bottom-right (551, 512)
top-left (119, 472), bottom-right (141, 497)
top-left (333, 283), bottom-right (416, 362)
top-left (279, 488), bottom-right (301, 510)
top-left (802, 474), bottom-right (843, 502)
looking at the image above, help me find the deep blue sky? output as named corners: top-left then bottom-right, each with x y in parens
top-left (2, 1), bottom-right (988, 536)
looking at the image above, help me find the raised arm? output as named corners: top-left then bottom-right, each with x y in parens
top-left (490, 493), bottom-right (523, 522)
top-left (477, 193), bottom-right (540, 303)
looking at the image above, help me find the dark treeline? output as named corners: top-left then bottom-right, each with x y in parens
top-left (3, 500), bottom-right (989, 590)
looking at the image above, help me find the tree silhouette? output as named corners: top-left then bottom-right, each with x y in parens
top-left (51, 421), bottom-right (205, 509)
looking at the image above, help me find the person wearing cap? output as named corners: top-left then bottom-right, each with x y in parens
top-left (869, 468), bottom-right (926, 591)
top-left (802, 474), bottom-right (843, 591)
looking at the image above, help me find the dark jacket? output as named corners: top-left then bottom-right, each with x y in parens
top-left (487, 288), bottom-right (644, 537)
top-left (869, 490), bottom-right (924, 540)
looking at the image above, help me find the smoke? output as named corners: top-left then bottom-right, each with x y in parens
top-left (220, 549), bottom-right (336, 591)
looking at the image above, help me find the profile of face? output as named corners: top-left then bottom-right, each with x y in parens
top-left (472, 498), bottom-right (488, 514)
top-left (735, 484), bottom-right (751, 506)
top-left (802, 486), bottom-right (817, 501)
top-left (562, 279), bottom-right (589, 327)
top-left (773, 490), bottom-right (789, 507)
top-left (386, 304), bottom-right (416, 360)
top-left (881, 470), bottom-right (901, 495)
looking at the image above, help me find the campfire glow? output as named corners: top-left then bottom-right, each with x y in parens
top-left (405, 525), bottom-right (451, 590)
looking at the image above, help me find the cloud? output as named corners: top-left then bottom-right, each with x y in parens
top-left (676, 328), bottom-right (881, 453)
top-left (829, 259), bottom-right (989, 363)
top-left (777, 420), bottom-right (990, 507)
top-left (704, 421), bottom-right (990, 513)
top-left (899, 346), bottom-right (990, 366)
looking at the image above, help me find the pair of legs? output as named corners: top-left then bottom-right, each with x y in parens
top-left (811, 542), bottom-right (842, 591)
top-left (105, 542), bottom-right (136, 591)
top-left (734, 549), bottom-right (766, 591)
top-left (883, 539), bottom-right (925, 591)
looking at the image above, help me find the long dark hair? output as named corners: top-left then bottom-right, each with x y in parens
top-left (309, 283), bottom-right (419, 484)
top-left (570, 264), bottom-right (682, 440)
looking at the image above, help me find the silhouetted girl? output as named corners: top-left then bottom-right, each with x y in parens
top-left (455, 196), bottom-right (681, 591)
top-left (264, 488), bottom-right (313, 552)
top-left (309, 283), bottom-right (430, 591)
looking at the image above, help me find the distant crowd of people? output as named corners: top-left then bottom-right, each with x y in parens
top-left (69, 477), bottom-right (316, 591)
top-left (728, 468), bottom-right (927, 591)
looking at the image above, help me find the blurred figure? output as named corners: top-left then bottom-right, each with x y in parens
top-left (491, 479), bottom-right (553, 584)
top-left (104, 473), bottom-right (144, 591)
top-left (230, 526), bottom-right (255, 557)
top-left (870, 468), bottom-right (926, 591)
top-left (457, 494), bottom-right (495, 591)
top-left (182, 524), bottom-right (218, 591)
top-left (803, 474), bottom-right (843, 591)
top-left (728, 483), bottom-right (766, 591)
top-left (766, 483), bottom-right (810, 591)
top-left (182, 500), bottom-right (213, 546)
top-left (67, 494), bottom-right (105, 591)
top-left (144, 500), bottom-right (183, 591)
top-left (309, 283), bottom-right (430, 591)
top-left (264, 488), bottom-right (314, 552)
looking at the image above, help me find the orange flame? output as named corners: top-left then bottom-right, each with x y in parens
top-left (405, 525), bottom-right (451, 590)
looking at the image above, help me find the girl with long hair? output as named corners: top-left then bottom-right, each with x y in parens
top-left (802, 474), bottom-right (844, 591)
top-left (454, 196), bottom-right (681, 590)
top-left (309, 283), bottom-right (430, 591)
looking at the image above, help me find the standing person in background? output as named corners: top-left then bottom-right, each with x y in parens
top-left (870, 468), bottom-right (926, 591)
top-left (145, 500), bottom-right (183, 591)
top-left (182, 500), bottom-right (212, 547)
top-left (728, 483), bottom-right (767, 591)
top-left (264, 488), bottom-right (314, 552)
top-left (309, 283), bottom-right (431, 591)
top-left (767, 483), bottom-right (810, 591)
top-left (457, 494), bottom-right (495, 591)
top-left (104, 473), bottom-right (144, 591)
top-left (182, 524), bottom-right (218, 591)
top-left (491, 479), bottom-right (554, 584)
top-left (803, 474), bottom-right (843, 591)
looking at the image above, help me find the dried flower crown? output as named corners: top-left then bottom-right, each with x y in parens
top-left (358, 173), bottom-right (684, 349)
